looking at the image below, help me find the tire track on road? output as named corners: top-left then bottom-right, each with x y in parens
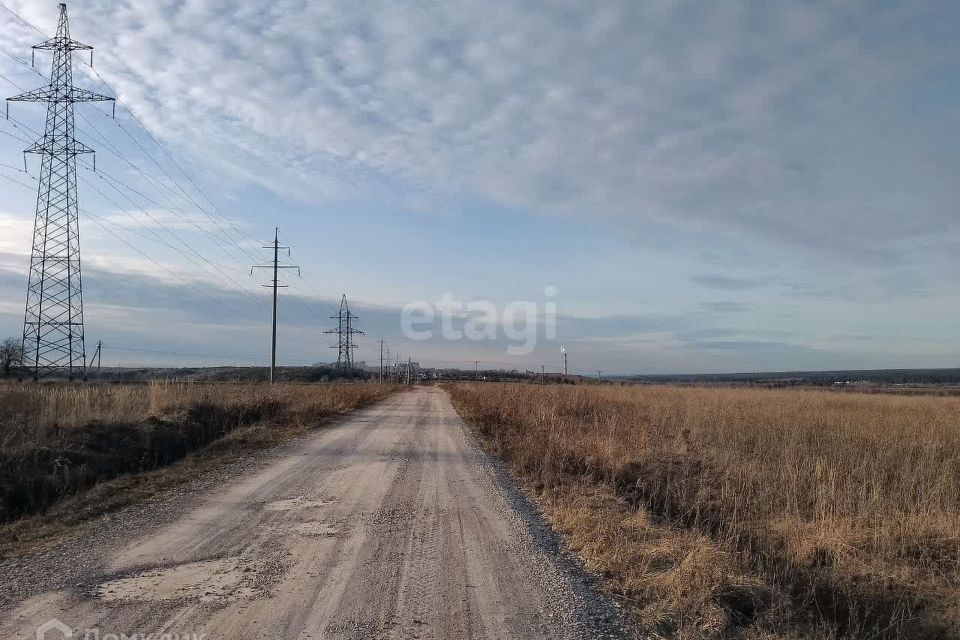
top-left (0, 388), bottom-right (634, 640)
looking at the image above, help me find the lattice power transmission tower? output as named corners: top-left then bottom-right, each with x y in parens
top-left (7, 4), bottom-right (113, 380)
top-left (324, 295), bottom-right (363, 368)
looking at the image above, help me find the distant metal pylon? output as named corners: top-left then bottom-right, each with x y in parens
top-left (324, 295), bottom-right (363, 368)
top-left (7, 4), bottom-right (114, 380)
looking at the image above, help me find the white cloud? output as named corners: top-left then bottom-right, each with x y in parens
top-left (99, 207), bottom-right (240, 232)
top-left (2, 0), bottom-right (954, 265)
top-left (0, 0), bottom-right (957, 372)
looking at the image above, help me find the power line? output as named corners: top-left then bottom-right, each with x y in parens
top-left (0, 48), bottom-right (340, 339)
top-left (76, 164), bottom-right (267, 288)
top-left (0, 88), bottom-right (328, 350)
top-left (0, 122), bottom-right (272, 297)
top-left (0, 165), bottom-right (35, 190)
top-left (0, 166), bottom-right (255, 319)
top-left (0, 32), bottom-right (281, 330)
top-left (0, 7), bottom-right (342, 316)
top-left (0, 158), bottom-right (276, 311)
top-left (0, 87), bottom-right (263, 292)
top-left (0, 163), bottom-right (325, 366)
top-left (0, 2), bottom-right (338, 368)
top-left (0, 3), bottom-right (45, 37)
top-left (0, 46), bottom-right (265, 272)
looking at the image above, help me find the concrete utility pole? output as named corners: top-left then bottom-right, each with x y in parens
top-left (541, 365), bottom-right (545, 385)
top-left (475, 360), bottom-right (479, 380)
top-left (407, 356), bottom-right (412, 386)
top-left (252, 228), bottom-right (299, 384)
top-left (379, 338), bottom-right (384, 383)
top-left (562, 347), bottom-right (568, 376)
top-left (597, 370), bottom-right (602, 380)
top-left (87, 340), bottom-right (102, 381)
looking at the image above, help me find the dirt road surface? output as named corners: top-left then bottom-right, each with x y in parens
top-left (1, 387), bottom-right (631, 639)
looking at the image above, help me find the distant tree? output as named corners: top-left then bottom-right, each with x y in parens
top-left (0, 338), bottom-right (23, 378)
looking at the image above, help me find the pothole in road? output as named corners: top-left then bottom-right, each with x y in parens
top-left (264, 496), bottom-right (335, 512)
top-left (95, 557), bottom-right (258, 603)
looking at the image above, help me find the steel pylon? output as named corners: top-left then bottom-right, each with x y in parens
top-left (7, 4), bottom-right (114, 380)
top-left (324, 295), bottom-right (363, 368)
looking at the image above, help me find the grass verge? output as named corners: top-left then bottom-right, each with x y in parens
top-left (447, 382), bottom-right (960, 639)
top-left (0, 381), bottom-right (400, 558)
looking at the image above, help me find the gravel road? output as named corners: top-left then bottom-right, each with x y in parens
top-left (0, 387), bottom-right (634, 639)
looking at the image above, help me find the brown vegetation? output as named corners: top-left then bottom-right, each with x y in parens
top-left (0, 338), bottom-right (23, 378)
top-left (0, 381), bottom-right (397, 526)
top-left (447, 383), bottom-right (960, 639)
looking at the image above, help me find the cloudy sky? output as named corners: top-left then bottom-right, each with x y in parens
top-left (0, 0), bottom-right (957, 374)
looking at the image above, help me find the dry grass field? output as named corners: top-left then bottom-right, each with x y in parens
top-left (448, 383), bottom-right (960, 639)
top-left (0, 382), bottom-right (397, 527)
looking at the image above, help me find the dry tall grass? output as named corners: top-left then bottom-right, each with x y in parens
top-left (0, 381), bottom-right (397, 524)
top-left (0, 381), bottom-right (390, 448)
top-left (448, 383), bottom-right (960, 639)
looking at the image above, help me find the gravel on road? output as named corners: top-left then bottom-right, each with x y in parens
top-left (0, 387), bottom-right (638, 640)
